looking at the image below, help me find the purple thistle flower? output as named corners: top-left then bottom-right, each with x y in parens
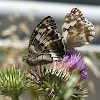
top-left (80, 69), bottom-right (88, 80)
top-left (54, 49), bottom-right (88, 81)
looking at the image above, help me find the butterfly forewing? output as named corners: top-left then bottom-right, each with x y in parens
top-left (23, 16), bottom-right (65, 66)
top-left (62, 8), bottom-right (95, 47)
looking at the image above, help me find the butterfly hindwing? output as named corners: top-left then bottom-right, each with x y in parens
top-left (23, 16), bottom-right (65, 66)
top-left (62, 8), bottom-right (95, 47)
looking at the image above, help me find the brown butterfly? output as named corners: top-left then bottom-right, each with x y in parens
top-left (22, 8), bottom-right (95, 66)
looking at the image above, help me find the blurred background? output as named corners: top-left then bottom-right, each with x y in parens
top-left (0, 0), bottom-right (100, 100)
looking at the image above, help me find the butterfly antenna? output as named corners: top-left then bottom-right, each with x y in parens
top-left (17, 60), bottom-right (23, 69)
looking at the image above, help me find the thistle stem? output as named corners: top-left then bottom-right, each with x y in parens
top-left (11, 95), bottom-right (20, 100)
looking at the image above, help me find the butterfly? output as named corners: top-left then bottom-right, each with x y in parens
top-left (22, 8), bottom-right (95, 66)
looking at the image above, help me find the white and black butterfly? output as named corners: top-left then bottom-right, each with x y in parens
top-left (22, 8), bottom-right (95, 66)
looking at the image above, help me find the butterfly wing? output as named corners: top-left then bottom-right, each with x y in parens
top-left (62, 8), bottom-right (95, 47)
top-left (23, 16), bottom-right (65, 66)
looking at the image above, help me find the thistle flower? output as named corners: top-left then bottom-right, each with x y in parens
top-left (29, 49), bottom-right (88, 100)
top-left (0, 65), bottom-right (31, 100)
top-left (62, 49), bottom-right (88, 81)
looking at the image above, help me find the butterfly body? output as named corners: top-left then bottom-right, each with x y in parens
top-left (23, 8), bottom-right (95, 66)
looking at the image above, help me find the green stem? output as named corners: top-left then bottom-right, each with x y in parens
top-left (11, 94), bottom-right (20, 100)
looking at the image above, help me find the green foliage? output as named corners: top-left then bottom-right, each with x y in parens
top-left (58, 71), bottom-right (80, 100)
